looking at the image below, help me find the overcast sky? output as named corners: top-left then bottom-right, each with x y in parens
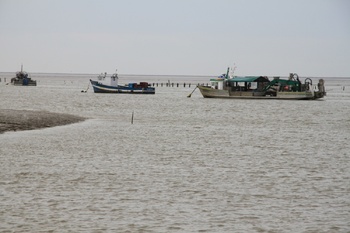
top-left (0, 0), bottom-right (349, 76)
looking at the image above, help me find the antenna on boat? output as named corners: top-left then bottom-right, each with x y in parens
top-left (226, 67), bottom-right (230, 79)
top-left (232, 63), bottom-right (237, 71)
top-left (229, 64), bottom-right (237, 79)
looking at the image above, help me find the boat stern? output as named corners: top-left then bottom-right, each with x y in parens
top-left (314, 79), bottom-right (326, 99)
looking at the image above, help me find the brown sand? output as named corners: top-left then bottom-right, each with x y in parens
top-left (0, 109), bottom-right (86, 134)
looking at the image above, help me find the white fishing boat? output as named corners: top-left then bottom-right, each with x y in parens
top-left (198, 68), bottom-right (326, 100)
top-left (89, 70), bottom-right (155, 94)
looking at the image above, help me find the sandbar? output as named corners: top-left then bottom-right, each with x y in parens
top-left (0, 109), bottom-right (85, 134)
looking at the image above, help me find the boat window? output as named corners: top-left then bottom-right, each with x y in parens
top-left (250, 82), bottom-right (257, 89)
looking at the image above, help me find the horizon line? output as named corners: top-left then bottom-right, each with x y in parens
top-left (0, 71), bottom-right (349, 79)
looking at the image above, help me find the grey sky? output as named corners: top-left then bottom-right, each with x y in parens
top-left (0, 0), bottom-right (349, 76)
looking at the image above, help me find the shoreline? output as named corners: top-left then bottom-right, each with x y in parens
top-left (0, 109), bottom-right (86, 134)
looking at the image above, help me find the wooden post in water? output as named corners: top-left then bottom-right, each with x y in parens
top-left (131, 111), bottom-right (134, 124)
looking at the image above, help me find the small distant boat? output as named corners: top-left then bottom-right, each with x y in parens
top-left (198, 68), bottom-right (326, 100)
top-left (90, 70), bottom-right (155, 94)
top-left (11, 65), bottom-right (37, 86)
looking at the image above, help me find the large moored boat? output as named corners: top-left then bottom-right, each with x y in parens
top-left (198, 68), bottom-right (326, 100)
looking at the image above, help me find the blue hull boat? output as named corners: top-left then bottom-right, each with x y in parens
top-left (11, 65), bottom-right (37, 86)
top-left (90, 80), bottom-right (155, 94)
top-left (89, 70), bottom-right (155, 94)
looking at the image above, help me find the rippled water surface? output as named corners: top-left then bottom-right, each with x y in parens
top-left (1, 73), bottom-right (350, 232)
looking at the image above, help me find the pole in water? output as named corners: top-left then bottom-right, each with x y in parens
top-left (187, 85), bottom-right (198, 98)
top-left (131, 111), bottom-right (134, 124)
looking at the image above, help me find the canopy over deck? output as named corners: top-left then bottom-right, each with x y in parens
top-left (228, 76), bottom-right (270, 83)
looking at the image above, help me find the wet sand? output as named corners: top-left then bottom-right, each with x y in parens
top-left (0, 109), bottom-right (85, 134)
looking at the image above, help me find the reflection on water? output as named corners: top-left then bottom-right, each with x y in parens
top-left (1, 74), bottom-right (350, 232)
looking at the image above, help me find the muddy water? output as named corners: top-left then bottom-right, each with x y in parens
top-left (0, 74), bottom-right (349, 232)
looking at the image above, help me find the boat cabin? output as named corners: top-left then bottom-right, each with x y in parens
top-left (209, 76), bottom-right (270, 92)
top-left (227, 76), bottom-right (270, 92)
top-left (209, 77), bottom-right (226, 90)
top-left (97, 72), bottom-right (119, 87)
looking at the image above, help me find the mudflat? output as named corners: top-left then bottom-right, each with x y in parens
top-left (0, 109), bottom-right (85, 134)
